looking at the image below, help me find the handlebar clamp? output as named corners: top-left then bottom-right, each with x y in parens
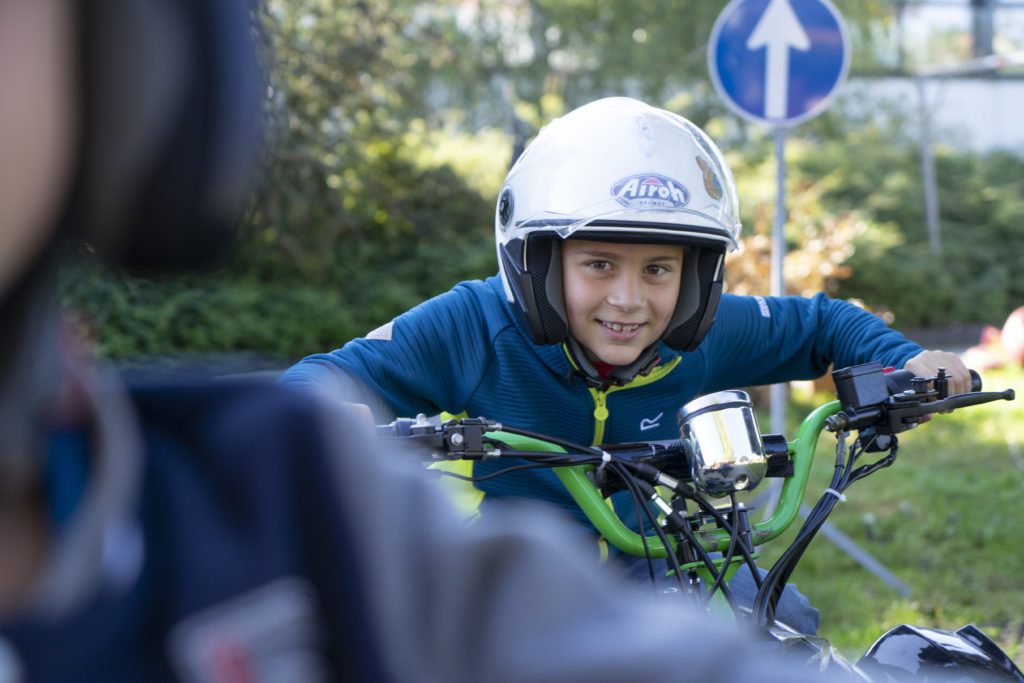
top-left (439, 417), bottom-right (505, 459)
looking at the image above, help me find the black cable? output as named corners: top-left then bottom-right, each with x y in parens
top-left (629, 473), bottom-right (739, 607)
top-left (847, 439), bottom-right (899, 484)
top-left (451, 450), bottom-right (603, 482)
top-left (609, 461), bottom-right (689, 595)
top-left (707, 494), bottom-right (743, 598)
top-left (435, 449), bottom-right (661, 593)
top-left (672, 487), bottom-right (760, 591)
top-left (494, 425), bottom-right (601, 458)
top-left (734, 526), bottom-right (763, 589)
top-left (753, 488), bottom-right (841, 626)
top-left (433, 435), bottom-right (681, 586)
top-left (669, 508), bottom-right (739, 609)
top-left (753, 431), bottom-right (896, 627)
top-left (437, 461), bottom-right (591, 483)
top-left (679, 495), bottom-right (742, 607)
top-left (693, 495), bottom-right (761, 589)
top-left (628, 483), bottom-right (657, 588)
top-left (475, 425), bottom-right (757, 602)
top-left (435, 447), bottom-right (693, 603)
top-left (611, 463), bottom-right (681, 579)
top-left (617, 458), bottom-right (744, 544)
top-left (584, 455), bottom-right (692, 592)
top-left (483, 450), bottom-right (601, 464)
top-left (611, 465), bottom-right (660, 588)
top-left (753, 433), bottom-right (852, 626)
top-left (478, 436), bottom-right (724, 594)
top-left (615, 459), bottom-right (745, 606)
top-left (450, 421), bottom-right (744, 603)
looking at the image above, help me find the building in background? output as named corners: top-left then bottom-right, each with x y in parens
top-left (863, 0), bottom-right (1024, 151)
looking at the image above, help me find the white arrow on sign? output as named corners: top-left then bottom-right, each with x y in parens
top-left (746, 0), bottom-right (810, 119)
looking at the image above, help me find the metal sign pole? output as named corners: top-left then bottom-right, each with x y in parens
top-left (760, 127), bottom-right (788, 523)
top-left (770, 128), bottom-right (787, 439)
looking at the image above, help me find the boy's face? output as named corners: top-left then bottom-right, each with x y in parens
top-left (562, 239), bottom-right (683, 367)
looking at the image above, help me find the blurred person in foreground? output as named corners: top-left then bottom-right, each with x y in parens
top-left (0, 1), bottom-right (859, 681)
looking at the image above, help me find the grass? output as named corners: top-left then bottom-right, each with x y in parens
top-left (754, 366), bottom-right (1024, 662)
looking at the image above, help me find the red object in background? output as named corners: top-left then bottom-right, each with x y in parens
top-left (980, 325), bottom-right (1003, 347)
top-left (961, 305), bottom-right (1024, 370)
top-left (1002, 306), bottom-right (1024, 364)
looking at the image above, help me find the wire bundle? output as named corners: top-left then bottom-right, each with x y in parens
top-left (750, 431), bottom-right (899, 628)
top-left (435, 423), bottom-right (762, 612)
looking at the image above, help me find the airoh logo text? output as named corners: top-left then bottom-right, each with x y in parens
top-left (612, 173), bottom-right (689, 209)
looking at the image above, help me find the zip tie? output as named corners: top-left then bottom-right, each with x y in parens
top-left (596, 450), bottom-right (612, 475)
top-left (823, 487), bottom-right (847, 502)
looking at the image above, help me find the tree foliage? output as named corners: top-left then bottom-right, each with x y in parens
top-left (413, 1), bottom-right (894, 128)
top-left (60, 0), bottom-right (1024, 362)
top-left (835, 147), bottom-right (1024, 326)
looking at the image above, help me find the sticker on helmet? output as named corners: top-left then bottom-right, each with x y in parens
top-left (611, 174), bottom-right (689, 209)
top-left (696, 157), bottom-right (723, 200)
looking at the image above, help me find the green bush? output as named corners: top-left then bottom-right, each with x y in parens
top-left (766, 121), bottom-right (1024, 328)
top-left (835, 148), bottom-right (1024, 327)
top-left (62, 254), bottom-right (347, 360)
top-left (61, 141), bottom-right (497, 362)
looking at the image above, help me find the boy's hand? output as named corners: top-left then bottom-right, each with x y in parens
top-left (904, 349), bottom-right (972, 395)
top-left (341, 402), bottom-right (376, 430)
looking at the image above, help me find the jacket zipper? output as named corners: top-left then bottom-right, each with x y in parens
top-left (588, 357), bottom-right (681, 445)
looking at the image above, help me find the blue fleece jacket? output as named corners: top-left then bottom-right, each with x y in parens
top-left (281, 274), bottom-right (922, 531)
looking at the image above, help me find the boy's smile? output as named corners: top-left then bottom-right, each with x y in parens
top-left (561, 239), bottom-right (683, 367)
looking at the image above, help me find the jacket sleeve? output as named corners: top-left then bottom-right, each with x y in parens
top-left (700, 293), bottom-right (924, 391)
top-left (279, 282), bottom-right (497, 419)
top-left (309, 399), bottom-right (853, 683)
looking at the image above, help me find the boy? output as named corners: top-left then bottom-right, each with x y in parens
top-left (282, 98), bottom-right (969, 632)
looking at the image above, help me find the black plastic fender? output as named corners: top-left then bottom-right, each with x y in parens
top-left (857, 623), bottom-right (1024, 681)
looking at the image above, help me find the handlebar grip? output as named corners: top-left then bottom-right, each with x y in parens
top-left (884, 368), bottom-right (983, 395)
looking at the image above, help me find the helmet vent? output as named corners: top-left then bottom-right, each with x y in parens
top-left (497, 188), bottom-right (514, 230)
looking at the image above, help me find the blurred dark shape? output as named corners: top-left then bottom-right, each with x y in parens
top-left (75, 0), bottom-right (262, 272)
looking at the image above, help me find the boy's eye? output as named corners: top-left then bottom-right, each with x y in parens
top-left (586, 260), bottom-right (612, 271)
top-left (645, 264), bottom-right (669, 276)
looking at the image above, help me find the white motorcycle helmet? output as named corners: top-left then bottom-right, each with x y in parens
top-left (495, 97), bottom-right (741, 383)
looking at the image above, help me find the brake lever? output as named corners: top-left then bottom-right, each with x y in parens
top-left (882, 388), bottom-right (1015, 433)
top-left (826, 388), bottom-right (1015, 434)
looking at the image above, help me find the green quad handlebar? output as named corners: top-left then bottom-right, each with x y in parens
top-left (487, 400), bottom-right (843, 558)
top-left (406, 365), bottom-right (1013, 564)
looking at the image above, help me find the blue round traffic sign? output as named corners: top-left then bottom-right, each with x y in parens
top-left (709, 0), bottom-right (850, 127)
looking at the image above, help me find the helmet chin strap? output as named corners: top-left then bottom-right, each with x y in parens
top-left (564, 337), bottom-right (660, 388)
